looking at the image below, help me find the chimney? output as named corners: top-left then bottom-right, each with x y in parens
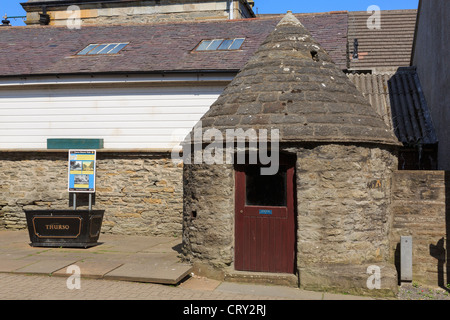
top-left (1, 14), bottom-right (11, 26)
top-left (39, 6), bottom-right (50, 25)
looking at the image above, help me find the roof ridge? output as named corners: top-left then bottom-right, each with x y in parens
top-left (1, 17), bottom-right (280, 30)
top-left (349, 9), bottom-right (417, 14)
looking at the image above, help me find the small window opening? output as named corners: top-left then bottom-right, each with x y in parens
top-left (310, 50), bottom-right (319, 62)
top-left (195, 38), bottom-right (245, 51)
top-left (76, 43), bottom-right (129, 55)
top-left (245, 165), bottom-right (287, 207)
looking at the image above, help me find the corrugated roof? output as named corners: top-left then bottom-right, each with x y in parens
top-left (347, 68), bottom-right (437, 146)
top-left (348, 10), bottom-right (417, 70)
top-left (347, 73), bottom-right (393, 128)
top-left (388, 67), bottom-right (437, 146)
top-left (0, 14), bottom-right (348, 77)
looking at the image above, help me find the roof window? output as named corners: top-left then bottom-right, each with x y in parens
top-left (195, 38), bottom-right (245, 51)
top-left (77, 43), bottom-right (129, 55)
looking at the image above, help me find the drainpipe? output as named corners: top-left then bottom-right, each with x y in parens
top-left (228, 0), bottom-right (234, 20)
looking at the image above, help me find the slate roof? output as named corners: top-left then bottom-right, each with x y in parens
top-left (347, 68), bottom-right (437, 147)
top-left (189, 13), bottom-right (401, 146)
top-left (291, 12), bottom-right (348, 69)
top-left (0, 9), bottom-right (416, 76)
top-left (0, 13), bottom-right (347, 77)
top-left (348, 10), bottom-right (417, 70)
top-left (0, 19), bottom-right (273, 76)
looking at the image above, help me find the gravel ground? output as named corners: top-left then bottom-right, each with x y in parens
top-left (397, 283), bottom-right (450, 300)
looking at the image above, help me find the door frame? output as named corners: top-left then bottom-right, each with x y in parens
top-left (234, 153), bottom-right (297, 274)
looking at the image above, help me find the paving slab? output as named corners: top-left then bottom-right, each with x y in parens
top-left (216, 282), bottom-right (324, 300)
top-left (0, 251), bottom-right (35, 260)
top-left (141, 239), bottom-right (183, 254)
top-left (91, 235), bottom-right (176, 253)
top-left (322, 292), bottom-right (373, 300)
top-left (52, 260), bottom-right (124, 279)
top-left (27, 249), bottom-right (92, 260)
top-left (13, 258), bottom-right (80, 275)
top-left (179, 275), bottom-right (222, 291)
top-left (216, 282), bottom-right (373, 300)
top-left (0, 260), bottom-right (39, 273)
top-left (124, 252), bottom-right (181, 264)
top-left (104, 262), bottom-right (193, 285)
top-left (0, 231), bottom-right (377, 300)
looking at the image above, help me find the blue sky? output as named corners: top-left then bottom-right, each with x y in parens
top-left (1, 0), bottom-right (419, 26)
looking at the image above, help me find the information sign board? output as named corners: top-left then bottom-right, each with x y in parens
top-left (68, 150), bottom-right (96, 193)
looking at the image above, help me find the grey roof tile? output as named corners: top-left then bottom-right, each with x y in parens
top-left (189, 13), bottom-right (400, 146)
top-left (348, 10), bottom-right (417, 70)
top-left (0, 14), bottom-right (348, 77)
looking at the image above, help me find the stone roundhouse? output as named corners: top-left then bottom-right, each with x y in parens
top-left (182, 12), bottom-right (402, 295)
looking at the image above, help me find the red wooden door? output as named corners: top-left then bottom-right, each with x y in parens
top-left (235, 157), bottom-right (295, 273)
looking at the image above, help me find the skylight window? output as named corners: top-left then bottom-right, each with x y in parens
top-left (77, 43), bottom-right (129, 55)
top-left (195, 38), bottom-right (245, 51)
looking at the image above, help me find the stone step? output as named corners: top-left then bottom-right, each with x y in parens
top-left (103, 262), bottom-right (193, 285)
top-left (223, 269), bottom-right (299, 287)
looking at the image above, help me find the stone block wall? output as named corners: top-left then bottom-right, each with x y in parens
top-left (295, 144), bottom-right (399, 295)
top-left (181, 144), bottom-right (400, 296)
top-left (296, 144), bottom-right (397, 265)
top-left (390, 170), bottom-right (449, 287)
top-left (24, 0), bottom-right (254, 25)
top-left (0, 151), bottom-right (183, 236)
top-left (182, 161), bottom-right (235, 277)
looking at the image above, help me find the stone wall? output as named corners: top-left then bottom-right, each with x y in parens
top-left (43, 10), bottom-right (229, 26)
top-left (182, 160), bottom-right (235, 277)
top-left (295, 144), bottom-right (398, 295)
top-left (0, 151), bottom-right (183, 236)
top-left (24, 0), bottom-right (254, 25)
top-left (181, 143), bottom-right (399, 296)
top-left (390, 170), bottom-right (449, 287)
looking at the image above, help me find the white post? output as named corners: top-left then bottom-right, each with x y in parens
top-left (400, 236), bottom-right (413, 282)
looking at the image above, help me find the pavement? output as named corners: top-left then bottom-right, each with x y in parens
top-left (0, 230), bottom-right (374, 300)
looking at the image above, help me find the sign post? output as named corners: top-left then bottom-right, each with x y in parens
top-left (25, 149), bottom-right (103, 248)
top-left (68, 150), bottom-right (96, 210)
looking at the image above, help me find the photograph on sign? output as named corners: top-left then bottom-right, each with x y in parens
top-left (68, 150), bottom-right (96, 193)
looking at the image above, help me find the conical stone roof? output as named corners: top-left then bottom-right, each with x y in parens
top-left (189, 12), bottom-right (401, 146)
